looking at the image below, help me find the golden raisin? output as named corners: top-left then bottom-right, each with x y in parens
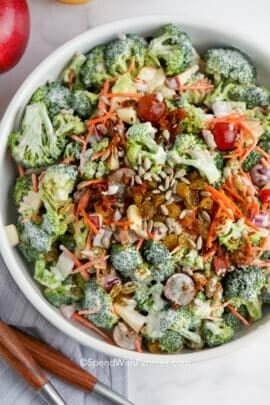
top-left (147, 340), bottom-right (162, 353)
top-left (140, 200), bottom-right (157, 219)
top-left (176, 182), bottom-right (197, 208)
top-left (166, 203), bottom-right (181, 219)
top-left (190, 178), bottom-right (206, 190)
top-left (199, 197), bottom-right (213, 211)
top-left (163, 234), bottom-right (179, 250)
top-left (151, 194), bottom-right (165, 207)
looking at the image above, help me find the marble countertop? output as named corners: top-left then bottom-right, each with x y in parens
top-left (1, 1), bottom-right (270, 404)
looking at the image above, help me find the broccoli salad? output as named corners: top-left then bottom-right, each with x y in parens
top-left (7, 24), bottom-right (270, 353)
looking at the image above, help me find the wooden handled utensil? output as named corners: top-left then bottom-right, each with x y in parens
top-left (12, 326), bottom-right (133, 405)
top-left (0, 320), bottom-right (65, 404)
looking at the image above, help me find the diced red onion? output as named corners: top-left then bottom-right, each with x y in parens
top-left (202, 129), bottom-right (217, 149)
top-left (251, 163), bottom-right (270, 187)
top-left (60, 304), bottom-right (76, 319)
top-left (104, 274), bottom-right (121, 292)
top-left (166, 76), bottom-right (181, 89)
top-left (56, 251), bottom-right (75, 278)
top-left (113, 322), bottom-right (137, 350)
top-left (253, 213), bottom-right (269, 228)
top-left (102, 184), bottom-right (120, 196)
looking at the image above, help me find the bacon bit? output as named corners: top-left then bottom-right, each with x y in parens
top-left (86, 229), bottom-right (92, 250)
top-left (81, 209), bottom-right (99, 235)
top-left (213, 256), bottom-right (231, 276)
top-left (72, 312), bottom-right (114, 345)
top-left (17, 163), bottom-right (25, 177)
top-left (203, 245), bottom-right (217, 263)
top-left (136, 237), bottom-right (144, 250)
top-left (77, 178), bottom-right (107, 190)
top-left (135, 335), bottom-right (143, 353)
top-left (87, 111), bottom-right (116, 127)
top-left (227, 304), bottom-right (250, 327)
top-left (31, 173), bottom-right (38, 193)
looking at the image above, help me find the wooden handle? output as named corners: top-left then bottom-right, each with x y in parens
top-left (0, 321), bottom-right (48, 390)
top-left (12, 327), bottom-right (97, 392)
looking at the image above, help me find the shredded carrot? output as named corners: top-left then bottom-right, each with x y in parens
top-left (70, 135), bottom-right (87, 145)
top-left (255, 146), bottom-right (270, 161)
top-left (81, 210), bottom-right (99, 235)
top-left (206, 186), bottom-right (242, 217)
top-left (105, 219), bottom-right (133, 228)
top-left (87, 111), bottom-right (116, 126)
top-left (203, 245), bottom-right (217, 263)
top-left (77, 178), bottom-right (107, 190)
top-left (72, 256), bottom-right (109, 274)
top-left (178, 79), bottom-right (214, 92)
top-left (227, 304), bottom-right (250, 327)
top-left (136, 237), bottom-right (144, 250)
top-left (31, 173), bottom-right (38, 193)
top-left (135, 335), bottom-right (143, 353)
top-left (206, 205), bottom-right (222, 248)
top-left (72, 312), bottom-right (114, 345)
top-left (105, 92), bottom-right (143, 99)
top-left (17, 163), bottom-right (25, 177)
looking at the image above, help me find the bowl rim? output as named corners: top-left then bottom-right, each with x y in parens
top-left (0, 14), bottom-right (269, 364)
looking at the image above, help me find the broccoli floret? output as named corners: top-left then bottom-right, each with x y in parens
top-left (39, 164), bottom-right (78, 211)
top-left (173, 248), bottom-right (204, 271)
top-left (34, 258), bottom-right (69, 289)
top-left (223, 266), bottom-right (265, 320)
top-left (223, 305), bottom-right (249, 330)
top-left (81, 280), bottom-right (119, 329)
top-left (8, 103), bottom-right (64, 168)
top-left (180, 104), bottom-right (207, 134)
top-left (58, 232), bottom-right (76, 252)
top-left (72, 90), bottom-right (98, 119)
top-left (63, 142), bottom-right (82, 161)
top-left (134, 283), bottom-right (165, 314)
top-left (80, 147), bottom-right (109, 180)
top-left (204, 47), bottom-right (256, 84)
top-left (242, 150), bottom-right (262, 171)
top-left (168, 134), bottom-right (221, 184)
top-left (80, 45), bottom-right (110, 90)
top-left (151, 259), bottom-right (176, 282)
top-left (73, 219), bottom-right (88, 256)
top-left (217, 218), bottom-right (249, 252)
top-left (31, 82), bottom-right (73, 118)
top-left (260, 250), bottom-right (270, 260)
top-left (259, 131), bottom-right (270, 154)
top-left (142, 240), bottom-right (170, 266)
top-left (126, 122), bottom-right (167, 168)
top-left (104, 34), bottom-right (147, 76)
top-left (44, 282), bottom-right (82, 307)
top-left (160, 307), bottom-right (203, 346)
top-left (159, 330), bottom-right (184, 353)
top-left (63, 52), bottom-right (87, 90)
top-left (53, 112), bottom-right (86, 138)
top-left (17, 219), bottom-right (56, 262)
top-left (214, 152), bottom-right (226, 171)
top-left (228, 84), bottom-right (270, 108)
top-left (42, 210), bottom-right (68, 237)
top-left (202, 320), bottom-right (234, 347)
top-left (110, 244), bottom-right (143, 278)
top-left (13, 175), bottom-right (33, 207)
top-left (148, 24), bottom-right (194, 76)
top-left (204, 81), bottom-right (235, 108)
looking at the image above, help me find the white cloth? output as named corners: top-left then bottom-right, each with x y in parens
top-left (0, 255), bottom-right (127, 404)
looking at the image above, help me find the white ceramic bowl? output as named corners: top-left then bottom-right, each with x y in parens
top-left (1, 15), bottom-right (270, 364)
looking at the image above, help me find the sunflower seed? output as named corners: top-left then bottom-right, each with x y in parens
top-left (130, 176), bottom-right (135, 186)
top-left (166, 197), bottom-right (174, 205)
top-left (196, 236), bottom-right (203, 250)
top-left (138, 167), bottom-right (145, 176)
top-left (165, 177), bottom-right (170, 190)
top-left (135, 175), bottom-right (142, 185)
top-left (162, 130), bottom-right (170, 140)
top-left (143, 172), bottom-right (152, 181)
top-left (138, 154), bottom-right (142, 165)
top-left (200, 191), bottom-right (211, 198)
top-left (201, 210), bottom-right (211, 222)
top-left (164, 166), bottom-right (174, 175)
top-left (175, 169), bottom-right (186, 179)
top-left (152, 189), bottom-right (160, 194)
top-left (189, 239), bottom-right (197, 248)
top-left (159, 171), bottom-right (167, 179)
top-left (159, 185), bottom-right (165, 191)
top-left (172, 183), bottom-right (177, 193)
top-left (170, 178), bottom-right (176, 187)
top-left (165, 190), bottom-right (172, 200)
top-left (160, 204), bottom-right (169, 215)
top-left (174, 222), bottom-right (182, 235)
top-left (180, 209), bottom-right (189, 219)
top-left (144, 158), bottom-right (152, 171)
top-left (147, 220), bottom-right (153, 233)
top-left (181, 177), bottom-right (190, 185)
top-left (152, 173), bottom-right (161, 182)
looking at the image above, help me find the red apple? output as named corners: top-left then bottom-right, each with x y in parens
top-left (0, 0), bottom-right (30, 73)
